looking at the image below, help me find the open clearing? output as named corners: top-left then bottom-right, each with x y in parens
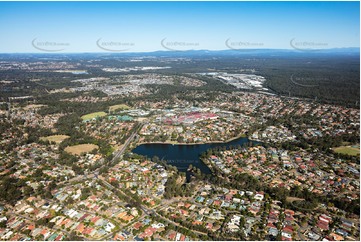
top-left (333, 145), bottom-right (360, 156)
top-left (40, 135), bottom-right (70, 144)
top-left (24, 104), bottom-right (47, 110)
top-left (109, 104), bottom-right (130, 112)
top-left (286, 196), bottom-right (305, 203)
top-left (81, 111), bottom-right (107, 121)
top-left (64, 144), bottom-right (99, 155)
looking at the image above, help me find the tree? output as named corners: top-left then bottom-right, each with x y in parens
top-left (152, 156), bottom-right (160, 163)
top-left (23, 186), bottom-right (34, 197)
top-left (0, 221), bottom-right (6, 228)
top-left (66, 232), bottom-right (83, 241)
top-left (0, 176), bottom-right (23, 205)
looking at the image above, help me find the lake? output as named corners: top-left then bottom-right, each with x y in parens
top-left (132, 136), bottom-right (256, 178)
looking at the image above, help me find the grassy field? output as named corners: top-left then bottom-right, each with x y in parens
top-left (81, 111), bottom-right (107, 121)
top-left (64, 144), bottom-right (99, 156)
top-left (24, 104), bottom-right (47, 110)
top-left (286, 196), bottom-right (305, 203)
top-left (333, 145), bottom-right (360, 156)
top-left (109, 104), bottom-right (130, 112)
top-left (40, 135), bottom-right (70, 144)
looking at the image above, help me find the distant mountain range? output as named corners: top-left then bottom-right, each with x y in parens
top-left (0, 47), bottom-right (359, 58)
top-left (146, 47), bottom-right (360, 55)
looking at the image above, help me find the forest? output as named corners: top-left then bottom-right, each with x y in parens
top-left (0, 50), bottom-right (359, 107)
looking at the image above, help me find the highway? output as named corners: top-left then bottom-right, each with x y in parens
top-left (110, 127), bottom-right (138, 164)
top-left (58, 123), bottom-right (140, 186)
top-left (49, 122), bottom-right (211, 239)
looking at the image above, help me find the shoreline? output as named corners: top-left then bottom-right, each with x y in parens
top-left (134, 133), bottom-right (248, 146)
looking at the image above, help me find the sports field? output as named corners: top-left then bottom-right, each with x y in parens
top-left (333, 145), bottom-right (360, 156)
top-left (24, 104), bottom-right (46, 110)
top-left (40, 135), bottom-right (70, 144)
top-left (109, 104), bottom-right (130, 112)
top-left (64, 144), bottom-right (99, 155)
top-left (81, 111), bottom-right (107, 121)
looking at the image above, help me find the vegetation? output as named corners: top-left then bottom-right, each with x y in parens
top-left (333, 145), bottom-right (360, 156)
top-left (81, 111), bottom-right (107, 121)
top-left (0, 176), bottom-right (27, 205)
top-left (64, 143), bottom-right (99, 156)
top-left (0, 53), bottom-right (359, 239)
top-left (1, 53), bottom-right (359, 107)
top-left (200, 145), bottom-right (360, 215)
top-left (109, 103), bottom-right (130, 112)
top-left (40, 135), bottom-right (70, 144)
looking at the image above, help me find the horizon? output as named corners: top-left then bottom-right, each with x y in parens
top-left (0, 47), bottom-right (360, 55)
top-left (0, 1), bottom-right (359, 53)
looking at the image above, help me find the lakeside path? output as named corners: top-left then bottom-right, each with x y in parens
top-left (134, 133), bottom-right (248, 146)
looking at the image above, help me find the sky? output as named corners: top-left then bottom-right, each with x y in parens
top-left (0, 1), bottom-right (359, 53)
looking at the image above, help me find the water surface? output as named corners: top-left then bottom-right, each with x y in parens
top-left (132, 137), bottom-right (256, 177)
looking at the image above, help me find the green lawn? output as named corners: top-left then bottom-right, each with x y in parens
top-left (333, 145), bottom-right (360, 156)
top-left (81, 111), bottom-right (107, 121)
top-left (40, 135), bottom-right (70, 144)
top-left (109, 104), bottom-right (130, 112)
top-left (64, 144), bottom-right (99, 155)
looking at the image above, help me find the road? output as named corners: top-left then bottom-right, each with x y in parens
top-left (51, 124), bottom-right (142, 240)
top-left (58, 124), bottom-right (140, 187)
top-left (37, 122), bottom-right (210, 240)
top-left (99, 178), bottom-right (208, 238)
top-left (111, 128), bottom-right (138, 164)
top-left (298, 230), bottom-right (307, 241)
top-left (8, 212), bottom-right (71, 239)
